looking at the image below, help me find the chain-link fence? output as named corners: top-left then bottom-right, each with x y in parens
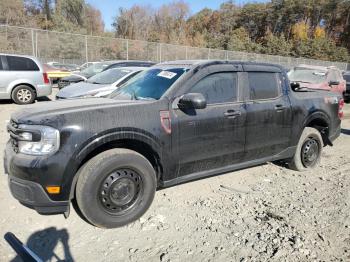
top-left (0, 24), bottom-right (348, 70)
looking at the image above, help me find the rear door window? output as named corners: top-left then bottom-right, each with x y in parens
top-left (248, 72), bottom-right (280, 100)
top-left (6, 56), bottom-right (39, 71)
top-left (344, 74), bottom-right (350, 82)
top-left (189, 72), bottom-right (238, 104)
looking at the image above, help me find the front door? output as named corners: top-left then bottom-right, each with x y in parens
top-left (173, 71), bottom-right (246, 177)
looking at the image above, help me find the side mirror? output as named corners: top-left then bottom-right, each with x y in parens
top-left (290, 82), bottom-right (301, 90)
top-left (178, 93), bottom-right (207, 110)
top-left (329, 80), bottom-right (339, 86)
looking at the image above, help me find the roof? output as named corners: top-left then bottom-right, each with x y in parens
top-left (108, 66), bottom-right (148, 71)
top-left (157, 60), bottom-right (285, 71)
top-left (0, 53), bottom-right (36, 59)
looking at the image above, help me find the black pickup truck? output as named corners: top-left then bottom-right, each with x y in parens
top-left (4, 60), bottom-right (343, 228)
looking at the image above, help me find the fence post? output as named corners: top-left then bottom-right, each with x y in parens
top-left (185, 46), bottom-right (188, 60)
top-left (126, 39), bottom-right (129, 60)
top-left (159, 43), bottom-right (162, 63)
top-left (208, 48), bottom-right (211, 60)
top-left (85, 35), bottom-right (88, 63)
top-left (226, 50), bottom-right (229, 60)
top-left (31, 29), bottom-right (35, 56)
top-left (35, 31), bottom-right (38, 57)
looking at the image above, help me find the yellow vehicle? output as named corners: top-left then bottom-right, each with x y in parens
top-left (44, 64), bottom-right (72, 82)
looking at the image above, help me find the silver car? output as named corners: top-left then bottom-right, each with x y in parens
top-left (0, 54), bottom-right (52, 104)
top-left (56, 67), bottom-right (146, 99)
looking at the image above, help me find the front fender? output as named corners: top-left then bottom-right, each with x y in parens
top-left (76, 128), bottom-right (162, 162)
top-left (61, 128), bottom-right (163, 200)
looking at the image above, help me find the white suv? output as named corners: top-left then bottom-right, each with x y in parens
top-left (0, 54), bottom-right (52, 104)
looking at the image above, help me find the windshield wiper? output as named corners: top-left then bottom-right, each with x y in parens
top-left (131, 90), bottom-right (138, 100)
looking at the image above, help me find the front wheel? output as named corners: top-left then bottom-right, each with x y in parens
top-left (75, 149), bottom-right (156, 228)
top-left (288, 127), bottom-right (323, 171)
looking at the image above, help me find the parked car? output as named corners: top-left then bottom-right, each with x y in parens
top-left (0, 54), bottom-right (52, 104)
top-left (47, 62), bottom-right (78, 71)
top-left (343, 71), bottom-right (350, 103)
top-left (58, 60), bottom-right (155, 89)
top-left (77, 61), bottom-right (99, 71)
top-left (44, 64), bottom-right (71, 83)
top-left (56, 67), bottom-right (146, 99)
top-left (288, 65), bottom-right (346, 96)
top-left (5, 60), bottom-right (343, 228)
top-left (57, 61), bottom-right (113, 89)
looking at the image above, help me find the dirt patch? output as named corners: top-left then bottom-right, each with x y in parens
top-left (0, 91), bottom-right (349, 261)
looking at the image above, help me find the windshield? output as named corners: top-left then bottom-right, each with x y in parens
top-left (81, 62), bottom-right (110, 77)
top-left (87, 68), bottom-right (132, 85)
top-left (110, 68), bottom-right (188, 100)
top-left (288, 68), bottom-right (327, 84)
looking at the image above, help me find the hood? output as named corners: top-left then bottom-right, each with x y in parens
top-left (57, 81), bottom-right (112, 98)
top-left (61, 74), bottom-right (87, 82)
top-left (11, 98), bottom-right (147, 126)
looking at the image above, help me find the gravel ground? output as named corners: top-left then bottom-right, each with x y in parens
top-left (0, 89), bottom-right (350, 262)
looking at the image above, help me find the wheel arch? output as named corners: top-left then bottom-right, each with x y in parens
top-left (303, 111), bottom-right (331, 146)
top-left (68, 133), bottom-right (164, 200)
top-left (10, 83), bottom-right (37, 98)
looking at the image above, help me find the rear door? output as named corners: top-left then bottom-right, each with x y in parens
top-left (174, 67), bottom-right (246, 177)
top-left (243, 68), bottom-right (292, 161)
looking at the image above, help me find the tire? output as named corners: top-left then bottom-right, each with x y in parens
top-left (288, 127), bottom-right (323, 171)
top-left (75, 149), bottom-right (157, 228)
top-left (12, 85), bottom-right (36, 105)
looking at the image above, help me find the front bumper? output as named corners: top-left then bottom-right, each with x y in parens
top-left (8, 176), bottom-right (69, 215)
top-left (4, 141), bottom-right (69, 215)
top-left (36, 84), bottom-right (52, 97)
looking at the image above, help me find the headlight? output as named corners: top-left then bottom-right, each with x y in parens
top-left (17, 125), bottom-right (60, 156)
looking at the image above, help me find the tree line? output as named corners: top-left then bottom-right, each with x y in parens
top-left (0, 0), bottom-right (349, 63)
top-left (0, 0), bottom-right (104, 35)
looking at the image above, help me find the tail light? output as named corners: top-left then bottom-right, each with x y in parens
top-left (338, 98), bottom-right (344, 119)
top-left (43, 73), bottom-right (50, 84)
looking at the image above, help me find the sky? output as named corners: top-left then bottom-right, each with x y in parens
top-left (86, 0), bottom-right (265, 31)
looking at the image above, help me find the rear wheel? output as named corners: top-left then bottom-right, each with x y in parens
top-left (288, 127), bottom-right (323, 171)
top-left (12, 85), bottom-right (36, 105)
top-left (75, 149), bottom-right (156, 228)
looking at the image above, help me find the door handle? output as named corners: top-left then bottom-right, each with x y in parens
top-left (275, 104), bottom-right (286, 111)
top-left (224, 110), bottom-right (241, 118)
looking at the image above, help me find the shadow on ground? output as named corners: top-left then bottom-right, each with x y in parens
top-left (0, 97), bottom-right (51, 105)
top-left (341, 128), bottom-right (350, 135)
top-left (11, 227), bottom-right (73, 262)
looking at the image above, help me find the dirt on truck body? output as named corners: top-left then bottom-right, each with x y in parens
top-left (4, 60), bottom-right (343, 228)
